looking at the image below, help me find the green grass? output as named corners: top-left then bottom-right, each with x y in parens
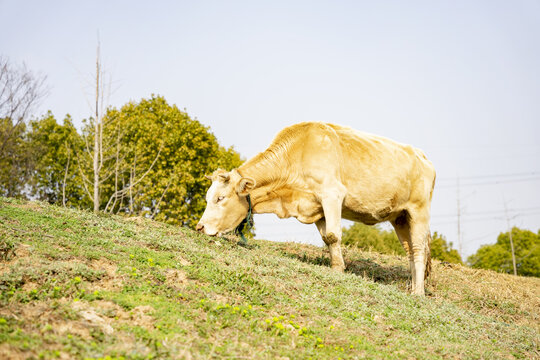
top-left (0, 197), bottom-right (538, 359)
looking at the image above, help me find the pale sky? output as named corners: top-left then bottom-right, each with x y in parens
top-left (1, 0), bottom-right (539, 258)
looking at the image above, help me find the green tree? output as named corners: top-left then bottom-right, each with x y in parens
top-left (0, 57), bottom-right (47, 197)
top-left (0, 118), bottom-right (32, 197)
top-left (343, 223), bottom-right (462, 264)
top-left (342, 223), bottom-right (405, 256)
top-left (27, 112), bottom-right (86, 207)
top-left (430, 232), bottom-right (462, 264)
top-left (468, 227), bottom-right (540, 277)
top-left (93, 95), bottom-right (243, 227)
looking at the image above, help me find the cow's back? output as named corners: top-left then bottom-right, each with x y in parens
top-left (325, 123), bottom-right (435, 223)
top-left (244, 122), bottom-right (435, 223)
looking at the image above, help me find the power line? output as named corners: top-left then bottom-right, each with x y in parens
top-left (432, 216), bottom-right (500, 226)
top-left (432, 206), bottom-right (540, 219)
top-left (437, 171), bottom-right (540, 182)
top-left (436, 176), bottom-right (540, 189)
top-left (431, 210), bottom-right (540, 226)
top-left (466, 231), bottom-right (499, 243)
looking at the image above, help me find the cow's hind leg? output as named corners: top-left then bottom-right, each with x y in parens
top-left (391, 213), bottom-right (416, 293)
top-left (392, 210), bottom-right (431, 296)
top-left (315, 214), bottom-right (345, 272)
top-left (410, 217), bottom-right (430, 296)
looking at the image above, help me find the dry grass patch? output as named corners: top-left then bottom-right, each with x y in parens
top-left (430, 261), bottom-right (540, 329)
top-left (275, 240), bottom-right (540, 331)
top-left (164, 268), bottom-right (189, 289)
top-left (0, 243), bottom-right (32, 275)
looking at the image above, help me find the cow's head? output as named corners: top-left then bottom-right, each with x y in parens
top-left (196, 169), bottom-right (256, 236)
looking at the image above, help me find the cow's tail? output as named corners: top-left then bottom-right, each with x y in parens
top-left (425, 231), bottom-right (432, 280)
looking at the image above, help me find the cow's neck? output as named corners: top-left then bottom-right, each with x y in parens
top-left (237, 151), bottom-right (291, 217)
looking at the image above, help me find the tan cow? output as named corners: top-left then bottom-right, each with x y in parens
top-left (196, 122), bottom-right (436, 295)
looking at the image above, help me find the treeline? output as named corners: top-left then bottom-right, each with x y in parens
top-left (342, 223), bottom-right (539, 277)
top-left (1, 93), bottom-right (242, 227)
top-left (342, 223), bottom-right (463, 264)
top-left (468, 227), bottom-right (539, 277)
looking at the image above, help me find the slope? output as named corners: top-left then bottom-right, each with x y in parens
top-left (0, 197), bottom-right (538, 359)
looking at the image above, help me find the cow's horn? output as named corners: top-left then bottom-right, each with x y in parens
top-left (218, 173), bottom-right (230, 182)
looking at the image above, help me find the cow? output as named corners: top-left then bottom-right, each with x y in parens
top-left (196, 122), bottom-right (436, 295)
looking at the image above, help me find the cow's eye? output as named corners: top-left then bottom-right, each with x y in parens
top-left (216, 196), bottom-right (224, 203)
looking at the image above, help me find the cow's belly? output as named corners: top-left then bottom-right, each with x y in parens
top-left (276, 186), bottom-right (406, 225)
top-left (341, 208), bottom-right (397, 225)
top-left (342, 190), bottom-right (407, 225)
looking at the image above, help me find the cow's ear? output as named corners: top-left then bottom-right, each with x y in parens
top-left (237, 177), bottom-right (256, 196)
top-left (204, 174), bottom-right (213, 181)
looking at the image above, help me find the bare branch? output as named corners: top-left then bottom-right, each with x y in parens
top-left (82, 130), bottom-right (92, 156)
top-left (0, 57), bottom-right (48, 156)
top-left (107, 147), bottom-right (162, 198)
top-left (62, 142), bottom-right (71, 207)
top-left (151, 174), bottom-right (175, 219)
top-left (76, 161), bottom-right (93, 200)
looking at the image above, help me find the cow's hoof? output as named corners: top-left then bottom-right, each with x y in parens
top-left (411, 288), bottom-right (425, 296)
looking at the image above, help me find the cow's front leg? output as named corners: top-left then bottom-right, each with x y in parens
top-left (316, 195), bottom-right (346, 272)
top-left (316, 219), bottom-right (345, 272)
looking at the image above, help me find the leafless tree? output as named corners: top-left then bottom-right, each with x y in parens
top-left (77, 41), bottom-right (119, 213)
top-left (75, 42), bottom-right (111, 212)
top-left (62, 141), bottom-right (72, 207)
top-left (79, 43), bottom-right (161, 214)
top-left (0, 56), bottom-right (48, 156)
top-left (92, 44), bottom-right (104, 212)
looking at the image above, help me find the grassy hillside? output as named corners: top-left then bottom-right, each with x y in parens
top-left (0, 197), bottom-right (538, 359)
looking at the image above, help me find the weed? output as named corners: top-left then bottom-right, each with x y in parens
top-left (0, 237), bottom-right (16, 260)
